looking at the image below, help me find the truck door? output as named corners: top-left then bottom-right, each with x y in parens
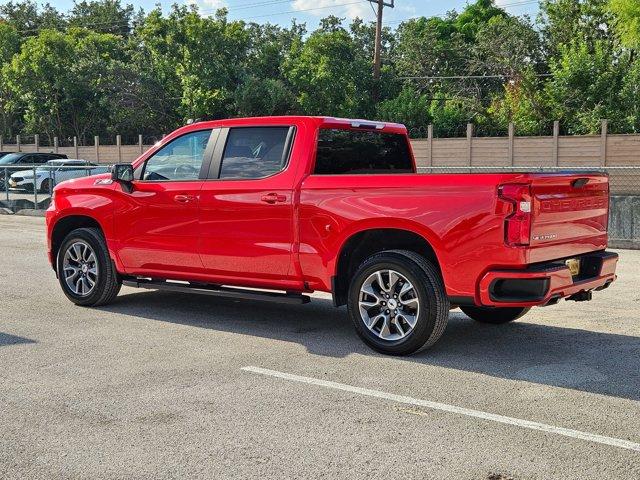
top-left (198, 125), bottom-right (301, 290)
top-left (114, 128), bottom-right (215, 276)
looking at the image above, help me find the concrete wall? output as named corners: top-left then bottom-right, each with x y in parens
top-left (609, 196), bottom-right (640, 249)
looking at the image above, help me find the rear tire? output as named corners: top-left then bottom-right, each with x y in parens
top-left (57, 227), bottom-right (121, 307)
top-left (460, 306), bottom-right (530, 324)
top-left (347, 250), bottom-right (449, 356)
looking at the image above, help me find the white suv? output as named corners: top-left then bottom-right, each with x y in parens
top-left (9, 159), bottom-right (109, 193)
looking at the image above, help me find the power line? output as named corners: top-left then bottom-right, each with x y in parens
top-left (384, 0), bottom-right (539, 26)
top-left (398, 73), bottom-right (553, 80)
top-left (226, 1), bottom-right (366, 21)
top-left (15, 0), bottom-right (370, 34)
top-left (12, 0), bottom-right (539, 35)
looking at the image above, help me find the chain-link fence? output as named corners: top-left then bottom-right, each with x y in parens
top-left (416, 165), bottom-right (639, 195)
top-left (415, 166), bottom-right (640, 248)
top-left (1, 163), bottom-right (638, 248)
top-left (0, 163), bottom-right (109, 212)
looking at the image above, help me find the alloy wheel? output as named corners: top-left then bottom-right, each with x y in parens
top-left (358, 269), bottom-right (420, 341)
top-left (62, 241), bottom-right (98, 296)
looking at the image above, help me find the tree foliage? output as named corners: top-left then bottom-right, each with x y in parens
top-left (609, 0), bottom-right (640, 50)
top-left (0, 0), bottom-right (639, 140)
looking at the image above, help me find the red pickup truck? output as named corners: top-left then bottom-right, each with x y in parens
top-left (46, 116), bottom-right (618, 355)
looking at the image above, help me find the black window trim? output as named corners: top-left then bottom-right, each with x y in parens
top-left (137, 128), bottom-right (218, 183)
top-left (206, 125), bottom-right (296, 181)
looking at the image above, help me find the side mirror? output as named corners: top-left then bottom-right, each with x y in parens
top-left (111, 163), bottom-right (134, 192)
top-left (111, 163), bottom-right (134, 182)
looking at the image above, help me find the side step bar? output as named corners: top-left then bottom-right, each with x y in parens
top-left (122, 279), bottom-right (311, 305)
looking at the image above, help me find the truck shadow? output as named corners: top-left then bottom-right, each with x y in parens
top-left (0, 332), bottom-right (36, 347)
top-left (101, 290), bottom-right (640, 402)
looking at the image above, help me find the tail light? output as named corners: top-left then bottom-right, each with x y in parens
top-left (499, 183), bottom-right (532, 246)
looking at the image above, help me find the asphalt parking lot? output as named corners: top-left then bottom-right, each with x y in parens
top-left (1, 215), bottom-right (639, 479)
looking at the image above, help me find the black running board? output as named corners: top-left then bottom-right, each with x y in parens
top-left (122, 279), bottom-right (311, 305)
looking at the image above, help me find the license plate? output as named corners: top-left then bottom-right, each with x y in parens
top-left (565, 258), bottom-right (581, 276)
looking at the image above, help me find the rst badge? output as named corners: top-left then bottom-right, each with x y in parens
top-left (533, 233), bottom-right (558, 241)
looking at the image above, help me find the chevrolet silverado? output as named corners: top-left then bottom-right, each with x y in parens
top-left (46, 116), bottom-right (618, 355)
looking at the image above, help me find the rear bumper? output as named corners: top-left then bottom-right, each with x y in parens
top-left (478, 250), bottom-right (618, 307)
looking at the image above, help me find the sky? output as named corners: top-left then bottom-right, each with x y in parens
top-left (4, 0), bottom-right (540, 29)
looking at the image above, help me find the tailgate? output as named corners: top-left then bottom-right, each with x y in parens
top-left (528, 173), bottom-right (609, 263)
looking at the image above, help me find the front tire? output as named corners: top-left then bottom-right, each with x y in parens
top-left (57, 227), bottom-right (121, 306)
top-left (347, 250), bottom-right (449, 356)
top-left (460, 306), bottom-right (530, 324)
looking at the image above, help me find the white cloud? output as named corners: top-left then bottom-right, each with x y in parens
top-left (291, 0), bottom-right (373, 19)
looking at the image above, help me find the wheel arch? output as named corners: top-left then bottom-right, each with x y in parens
top-left (50, 214), bottom-right (110, 273)
top-left (332, 226), bottom-right (443, 307)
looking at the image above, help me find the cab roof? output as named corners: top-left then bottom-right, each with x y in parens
top-left (182, 116), bottom-right (408, 135)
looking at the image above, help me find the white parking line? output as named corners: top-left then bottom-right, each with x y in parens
top-left (241, 366), bottom-right (640, 453)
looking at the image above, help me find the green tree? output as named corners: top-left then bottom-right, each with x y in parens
top-left (244, 22), bottom-right (304, 80)
top-left (473, 14), bottom-right (542, 78)
top-left (0, 22), bottom-right (21, 136)
top-left (377, 87), bottom-right (431, 133)
top-left (68, 0), bottom-right (139, 36)
top-left (135, 6), bottom-right (249, 121)
top-left (235, 76), bottom-right (295, 117)
top-left (454, 0), bottom-right (506, 41)
top-left (544, 41), bottom-right (627, 133)
top-left (393, 15), bottom-right (467, 82)
top-left (284, 21), bottom-right (370, 116)
top-left (0, 1), bottom-right (65, 34)
top-left (0, 21), bottom-right (20, 60)
top-left (539, 0), bottom-right (613, 55)
top-left (487, 69), bottom-right (548, 135)
top-left (608, 0), bottom-right (640, 50)
top-left (429, 95), bottom-right (480, 137)
top-left (6, 28), bottom-right (126, 141)
top-left (618, 57), bottom-right (640, 132)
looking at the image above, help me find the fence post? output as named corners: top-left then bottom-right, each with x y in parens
top-left (34, 134), bottom-right (39, 152)
top-left (0, 135), bottom-right (3, 152)
top-left (74, 136), bottom-right (79, 159)
top-left (553, 121), bottom-right (560, 166)
top-left (16, 135), bottom-right (21, 152)
top-left (427, 124), bottom-right (433, 168)
top-left (53, 137), bottom-right (58, 153)
top-left (601, 119), bottom-right (608, 166)
top-left (116, 134), bottom-right (122, 163)
top-left (508, 122), bottom-right (515, 166)
top-left (467, 123), bottom-right (473, 166)
top-left (94, 136), bottom-right (100, 163)
top-left (33, 165), bottom-right (38, 207)
top-left (4, 167), bottom-right (8, 201)
top-left (139, 134), bottom-right (143, 154)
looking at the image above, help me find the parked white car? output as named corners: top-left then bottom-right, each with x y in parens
top-left (9, 159), bottom-right (109, 193)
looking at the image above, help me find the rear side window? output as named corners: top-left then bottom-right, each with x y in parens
top-left (219, 127), bottom-right (292, 180)
top-left (314, 129), bottom-right (413, 175)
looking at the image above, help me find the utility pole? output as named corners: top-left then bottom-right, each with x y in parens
top-left (369, 0), bottom-right (394, 101)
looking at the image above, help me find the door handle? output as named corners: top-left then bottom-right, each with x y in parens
top-left (174, 194), bottom-right (195, 203)
top-left (261, 193), bottom-right (287, 204)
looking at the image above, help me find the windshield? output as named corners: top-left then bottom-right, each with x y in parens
top-left (0, 154), bottom-right (22, 165)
